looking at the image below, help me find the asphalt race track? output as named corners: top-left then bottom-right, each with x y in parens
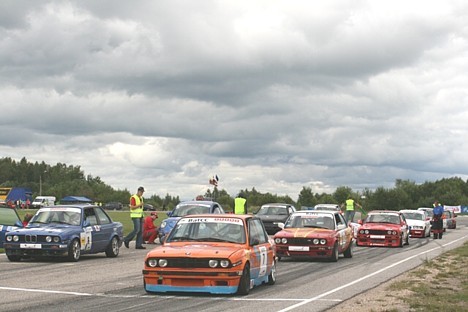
top-left (1, 217), bottom-right (467, 312)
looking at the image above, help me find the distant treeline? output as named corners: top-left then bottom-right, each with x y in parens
top-left (1, 157), bottom-right (468, 212)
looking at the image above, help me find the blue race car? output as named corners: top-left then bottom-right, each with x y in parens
top-left (158, 200), bottom-right (225, 243)
top-left (4, 205), bottom-right (123, 262)
top-left (0, 206), bottom-right (23, 248)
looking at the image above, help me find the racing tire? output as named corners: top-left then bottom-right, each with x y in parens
top-left (237, 264), bottom-right (251, 295)
top-left (267, 260), bottom-right (277, 285)
top-left (399, 236), bottom-right (403, 248)
top-left (105, 236), bottom-right (120, 258)
top-left (405, 233), bottom-right (409, 245)
top-left (67, 239), bottom-right (81, 262)
top-left (7, 255), bottom-right (22, 262)
top-left (343, 242), bottom-right (353, 258)
top-left (329, 243), bottom-right (339, 262)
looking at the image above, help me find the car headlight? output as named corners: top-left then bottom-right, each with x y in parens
top-left (274, 238), bottom-right (281, 244)
top-left (387, 230), bottom-right (392, 235)
top-left (359, 230), bottom-right (364, 234)
top-left (220, 260), bottom-right (230, 268)
top-left (158, 259), bottom-right (168, 267)
top-left (148, 259), bottom-right (158, 267)
top-left (209, 260), bottom-right (218, 268)
top-left (365, 230), bottom-right (369, 234)
top-left (393, 231), bottom-right (397, 235)
top-left (53, 237), bottom-right (60, 243)
top-left (313, 238), bottom-right (319, 244)
top-left (160, 221), bottom-right (167, 228)
top-left (6, 236), bottom-right (12, 242)
top-left (320, 239), bottom-right (327, 245)
top-left (46, 236), bottom-right (52, 243)
top-left (281, 238), bottom-right (287, 244)
top-left (13, 235), bottom-right (19, 242)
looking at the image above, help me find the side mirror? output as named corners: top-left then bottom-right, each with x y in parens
top-left (278, 222), bottom-right (285, 229)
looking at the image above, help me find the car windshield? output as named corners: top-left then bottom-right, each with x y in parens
top-left (285, 214), bottom-right (335, 230)
top-left (167, 217), bottom-right (246, 244)
top-left (256, 206), bottom-right (288, 215)
top-left (315, 206), bottom-right (339, 211)
top-left (365, 214), bottom-right (400, 224)
top-left (0, 208), bottom-right (21, 226)
top-left (30, 208), bottom-right (82, 226)
top-left (171, 204), bottom-right (211, 217)
top-left (402, 212), bottom-right (424, 221)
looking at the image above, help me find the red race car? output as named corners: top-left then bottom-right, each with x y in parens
top-left (273, 210), bottom-right (353, 262)
top-left (356, 210), bottom-right (409, 247)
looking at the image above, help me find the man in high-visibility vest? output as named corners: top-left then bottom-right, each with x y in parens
top-left (234, 193), bottom-right (247, 214)
top-left (124, 186), bottom-right (146, 249)
top-left (342, 196), bottom-right (361, 224)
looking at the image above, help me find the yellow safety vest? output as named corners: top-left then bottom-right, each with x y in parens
top-left (130, 194), bottom-right (144, 218)
top-left (345, 199), bottom-right (355, 211)
top-left (234, 197), bottom-right (246, 214)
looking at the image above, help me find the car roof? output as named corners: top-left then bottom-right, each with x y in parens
top-left (261, 203), bottom-right (293, 207)
top-left (400, 209), bottom-right (424, 213)
top-left (292, 210), bottom-right (336, 216)
top-left (367, 210), bottom-right (401, 215)
top-left (39, 204), bottom-right (97, 210)
top-left (177, 200), bottom-right (218, 205)
top-left (314, 204), bottom-right (339, 208)
top-left (178, 213), bottom-right (252, 221)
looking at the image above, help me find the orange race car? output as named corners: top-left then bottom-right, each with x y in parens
top-left (143, 214), bottom-right (276, 295)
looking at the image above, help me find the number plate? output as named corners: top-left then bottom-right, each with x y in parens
top-left (20, 243), bottom-right (42, 249)
top-left (370, 235), bottom-right (385, 239)
top-left (288, 246), bottom-right (309, 251)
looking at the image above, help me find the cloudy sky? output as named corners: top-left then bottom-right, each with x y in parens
top-left (1, 1), bottom-right (468, 201)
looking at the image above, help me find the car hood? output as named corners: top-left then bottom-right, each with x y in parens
top-left (275, 228), bottom-right (335, 238)
top-left (256, 215), bottom-right (289, 222)
top-left (147, 242), bottom-right (243, 258)
top-left (7, 224), bottom-right (82, 236)
top-left (359, 223), bottom-right (402, 231)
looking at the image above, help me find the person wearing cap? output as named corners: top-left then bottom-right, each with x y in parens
top-left (143, 211), bottom-right (159, 244)
top-left (124, 186), bottom-right (146, 249)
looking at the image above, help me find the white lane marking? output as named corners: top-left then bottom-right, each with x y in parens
top-left (278, 234), bottom-right (468, 312)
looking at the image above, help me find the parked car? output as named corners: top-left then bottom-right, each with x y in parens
top-left (273, 210), bottom-right (353, 262)
top-left (143, 214), bottom-right (276, 295)
top-left (399, 209), bottom-right (431, 238)
top-left (356, 210), bottom-right (409, 247)
top-left (0, 206), bottom-right (23, 248)
top-left (31, 196), bottom-right (56, 209)
top-left (143, 203), bottom-right (156, 211)
top-left (444, 210), bottom-right (457, 229)
top-left (103, 202), bottom-right (123, 211)
top-left (255, 203), bottom-right (297, 235)
top-left (4, 205), bottom-right (123, 262)
top-left (158, 200), bottom-right (224, 242)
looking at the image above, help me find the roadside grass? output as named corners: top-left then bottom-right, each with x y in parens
top-left (387, 241), bottom-right (468, 312)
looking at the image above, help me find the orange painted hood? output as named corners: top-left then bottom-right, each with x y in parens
top-left (146, 242), bottom-right (243, 258)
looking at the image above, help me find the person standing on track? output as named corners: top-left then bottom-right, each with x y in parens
top-left (124, 186), bottom-right (146, 249)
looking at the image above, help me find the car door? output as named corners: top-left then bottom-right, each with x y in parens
top-left (247, 219), bottom-right (273, 281)
top-left (93, 207), bottom-right (115, 251)
top-left (82, 207), bottom-right (106, 252)
top-left (335, 213), bottom-right (351, 252)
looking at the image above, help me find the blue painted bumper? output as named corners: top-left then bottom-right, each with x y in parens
top-left (145, 284), bottom-right (238, 294)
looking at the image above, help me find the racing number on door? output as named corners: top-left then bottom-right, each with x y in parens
top-left (258, 246), bottom-right (268, 277)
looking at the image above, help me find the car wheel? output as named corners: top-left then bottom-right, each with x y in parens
top-left (329, 243), bottom-right (339, 262)
top-left (105, 236), bottom-right (120, 258)
top-left (343, 242), bottom-right (353, 258)
top-left (67, 239), bottom-right (81, 262)
top-left (7, 255), bottom-right (22, 262)
top-left (237, 263), bottom-right (251, 295)
top-left (399, 235), bottom-right (403, 247)
top-left (405, 233), bottom-right (409, 245)
top-left (267, 260), bottom-right (276, 285)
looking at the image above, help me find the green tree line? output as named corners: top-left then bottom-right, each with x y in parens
top-left (2, 157), bottom-right (468, 212)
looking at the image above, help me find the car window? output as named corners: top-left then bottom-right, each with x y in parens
top-left (0, 208), bottom-right (21, 226)
top-left (336, 213), bottom-right (346, 226)
top-left (248, 219), bottom-right (268, 245)
top-left (84, 208), bottom-right (98, 226)
top-left (95, 208), bottom-right (111, 224)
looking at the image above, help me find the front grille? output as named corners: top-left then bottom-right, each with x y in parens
top-left (15, 235), bottom-right (56, 243)
top-left (283, 238), bottom-right (317, 245)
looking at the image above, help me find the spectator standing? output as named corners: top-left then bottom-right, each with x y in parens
top-left (342, 196), bottom-right (361, 224)
top-left (123, 186), bottom-right (146, 249)
top-left (234, 193), bottom-right (247, 214)
top-left (143, 211), bottom-right (159, 244)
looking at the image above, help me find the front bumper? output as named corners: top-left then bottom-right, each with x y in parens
top-left (4, 242), bottom-right (69, 257)
top-left (143, 268), bottom-right (242, 294)
top-left (275, 244), bottom-right (334, 258)
top-left (356, 234), bottom-right (401, 247)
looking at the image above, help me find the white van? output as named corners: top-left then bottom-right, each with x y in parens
top-left (31, 196), bottom-right (56, 209)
